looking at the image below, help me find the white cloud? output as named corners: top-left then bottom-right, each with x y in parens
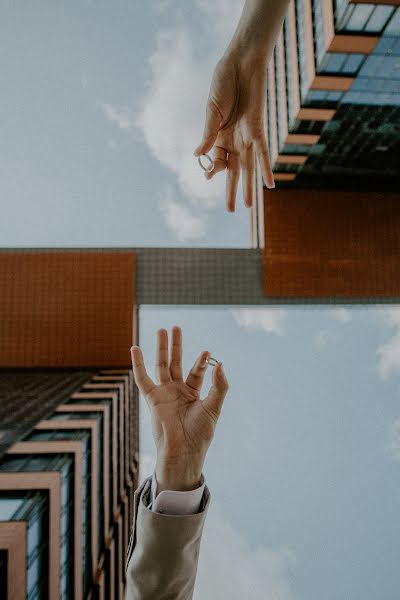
top-left (376, 308), bottom-right (400, 380)
top-left (385, 418), bottom-right (400, 462)
top-left (195, 501), bottom-right (295, 600)
top-left (160, 185), bottom-right (208, 241)
top-left (100, 102), bottom-right (136, 131)
top-left (377, 307), bottom-right (400, 329)
top-left (138, 452), bottom-right (156, 485)
top-left (81, 73), bottom-right (88, 90)
top-left (134, 27), bottom-right (224, 210)
top-left (314, 329), bottom-right (331, 350)
top-left (133, 2), bottom-right (246, 211)
top-left (153, 0), bottom-right (172, 12)
top-left (328, 308), bottom-right (352, 323)
top-left (231, 308), bottom-right (287, 336)
top-left (100, 1), bottom-right (248, 239)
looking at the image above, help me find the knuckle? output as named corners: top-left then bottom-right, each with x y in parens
top-left (190, 370), bottom-right (202, 379)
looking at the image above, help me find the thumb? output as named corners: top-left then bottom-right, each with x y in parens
top-left (202, 363), bottom-right (229, 420)
top-left (194, 99), bottom-right (222, 157)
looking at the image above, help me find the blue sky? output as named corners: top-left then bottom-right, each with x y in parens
top-left (139, 306), bottom-right (400, 600)
top-left (2, 1), bottom-right (400, 599)
top-left (1, 0), bottom-right (249, 247)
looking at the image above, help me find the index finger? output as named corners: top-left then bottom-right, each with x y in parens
top-left (130, 346), bottom-right (156, 397)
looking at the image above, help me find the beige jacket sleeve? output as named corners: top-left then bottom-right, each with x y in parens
top-left (125, 476), bottom-right (211, 600)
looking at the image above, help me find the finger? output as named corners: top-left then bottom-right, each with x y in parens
top-left (130, 346), bottom-right (156, 397)
top-left (205, 145), bottom-right (227, 181)
top-left (202, 362), bottom-right (229, 421)
top-left (205, 159), bottom-right (225, 180)
top-left (194, 99), bottom-right (222, 157)
top-left (169, 325), bottom-right (183, 381)
top-left (241, 145), bottom-right (255, 208)
top-left (156, 329), bottom-right (171, 384)
top-left (226, 152), bottom-right (240, 212)
top-left (254, 137), bottom-right (275, 189)
top-left (185, 351), bottom-right (210, 393)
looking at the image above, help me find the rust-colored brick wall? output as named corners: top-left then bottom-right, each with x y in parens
top-left (0, 251), bottom-right (136, 366)
top-left (263, 189), bottom-right (400, 298)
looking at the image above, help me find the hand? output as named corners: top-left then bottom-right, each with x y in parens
top-left (130, 326), bottom-right (229, 492)
top-left (194, 48), bottom-right (275, 213)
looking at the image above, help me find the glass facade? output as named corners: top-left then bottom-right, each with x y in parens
top-left (333, 0), bottom-right (349, 26)
top-left (295, 0), bottom-right (309, 101)
top-left (337, 3), bottom-right (395, 33)
top-left (65, 395), bottom-right (114, 532)
top-left (0, 491), bottom-right (49, 600)
top-left (344, 25), bottom-right (400, 107)
top-left (0, 370), bottom-right (135, 600)
top-left (0, 454), bottom-right (73, 600)
top-left (275, 44), bottom-right (286, 148)
top-left (284, 17), bottom-right (296, 128)
top-left (304, 89), bottom-right (344, 106)
top-left (312, 0), bottom-right (325, 66)
top-left (47, 411), bottom-right (105, 558)
top-left (28, 427), bottom-right (92, 597)
top-left (320, 52), bottom-right (365, 75)
top-left (275, 0), bottom-right (399, 186)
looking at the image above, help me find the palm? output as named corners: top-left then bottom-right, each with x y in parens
top-left (131, 326), bottom-right (229, 461)
top-left (148, 382), bottom-right (216, 456)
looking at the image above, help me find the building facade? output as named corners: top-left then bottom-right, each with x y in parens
top-left (0, 251), bottom-right (139, 599)
top-left (264, 0), bottom-right (400, 188)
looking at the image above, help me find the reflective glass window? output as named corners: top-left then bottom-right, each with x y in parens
top-left (365, 6), bottom-right (394, 33)
top-left (28, 514), bottom-right (41, 555)
top-left (27, 556), bottom-right (40, 594)
top-left (323, 53), bottom-right (347, 73)
top-left (342, 54), bottom-right (364, 74)
top-left (345, 5), bottom-right (374, 31)
top-left (327, 91), bottom-right (343, 101)
top-left (0, 497), bottom-right (23, 519)
top-left (385, 8), bottom-right (400, 35)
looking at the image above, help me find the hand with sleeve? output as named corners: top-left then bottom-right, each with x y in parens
top-left (194, 0), bottom-right (291, 212)
top-left (130, 326), bottom-right (229, 495)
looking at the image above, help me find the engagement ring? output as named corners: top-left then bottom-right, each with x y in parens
top-left (198, 154), bottom-right (214, 173)
top-left (206, 356), bottom-right (219, 366)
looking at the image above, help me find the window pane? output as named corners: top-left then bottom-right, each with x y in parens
top-left (346, 5), bottom-right (374, 31)
top-left (342, 54), bottom-right (364, 74)
top-left (365, 6), bottom-right (394, 33)
top-left (324, 53), bottom-right (347, 72)
top-left (385, 8), bottom-right (400, 35)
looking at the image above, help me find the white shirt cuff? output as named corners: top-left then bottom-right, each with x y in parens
top-left (149, 472), bottom-right (206, 515)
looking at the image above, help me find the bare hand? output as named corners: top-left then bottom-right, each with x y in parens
top-left (130, 326), bottom-right (229, 491)
top-left (194, 49), bottom-right (275, 212)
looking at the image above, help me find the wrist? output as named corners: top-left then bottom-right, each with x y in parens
top-left (225, 31), bottom-right (268, 64)
top-left (226, 0), bottom-right (289, 62)
top-left (155, 454), bottom-right (204, 493)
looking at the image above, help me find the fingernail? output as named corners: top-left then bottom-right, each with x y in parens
top-left (193, 149), bottom-right (200, 157)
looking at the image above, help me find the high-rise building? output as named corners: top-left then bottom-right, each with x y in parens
top-left (250, 0), bottom-right (400, 299)
top-left (263, 0), bottom-right (400, 189)
top-left (0, 252), bottom-right (138, 599)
